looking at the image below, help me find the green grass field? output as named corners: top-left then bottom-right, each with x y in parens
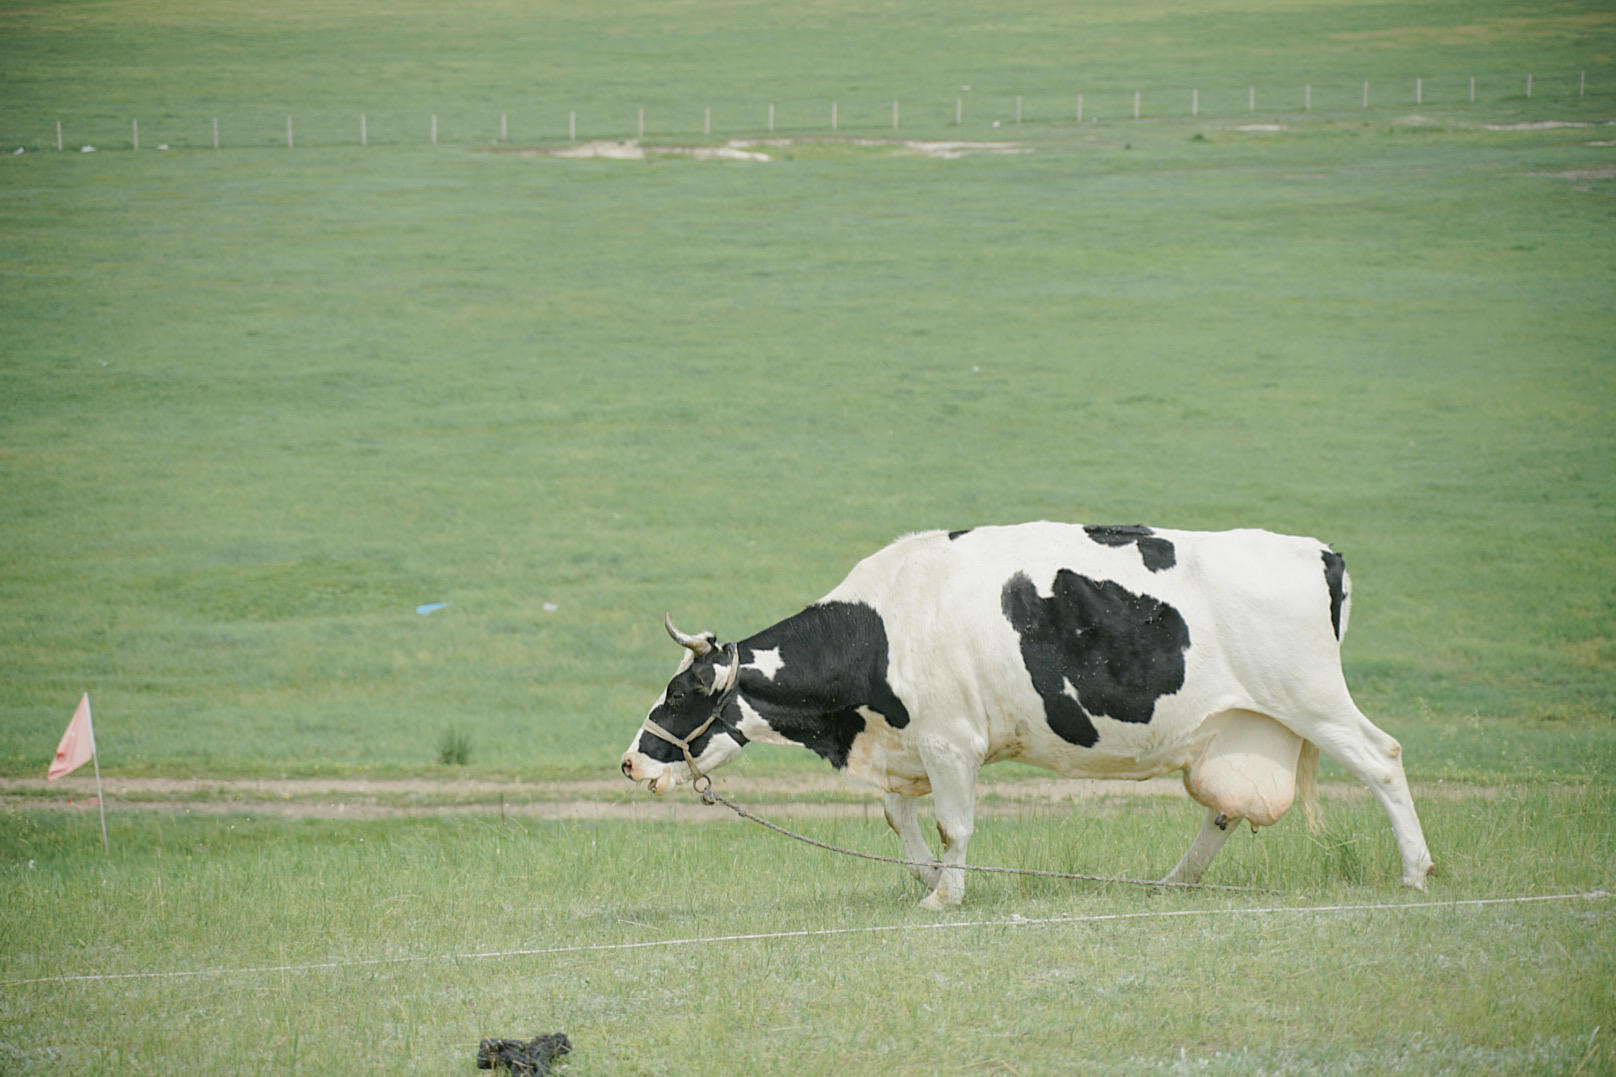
top-left (3, 0), bottom-right (1614, 1071)
top-left (3, 788), bottom-right (1613, 1074)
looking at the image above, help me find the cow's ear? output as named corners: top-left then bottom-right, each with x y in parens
top-left (694, 645), bottom-right (737, 694)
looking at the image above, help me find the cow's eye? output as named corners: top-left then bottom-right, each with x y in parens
top-left (668, 690), bottom-right (685, 707)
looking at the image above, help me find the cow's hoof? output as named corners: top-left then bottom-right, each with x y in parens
top-left (918, 888), bottom-right (960, 911)
top-left (1402, 859), bottom-right (1435, 889)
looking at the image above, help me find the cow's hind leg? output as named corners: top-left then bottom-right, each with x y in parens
top-left (916, 739), bottom-right (979, 909)
top-left (883, 792), bottom-right (941, 889)
top-left (1299, 705), bottom-right (1434, 888)
top-left (1161, 806), bottom-right (1238, 886)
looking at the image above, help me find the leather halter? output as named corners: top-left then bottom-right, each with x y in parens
top-left (637, 643), bottom-right (743, 786)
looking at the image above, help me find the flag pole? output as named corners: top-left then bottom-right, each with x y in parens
top-left (49, 692), bottom-right (107, 851)
top-left (91, 733), bottom-right (109, 854)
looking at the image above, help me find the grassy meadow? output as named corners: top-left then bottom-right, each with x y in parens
top-left (3, 788), bottom-right (1613, 1075)
top-left (2, 0), bottom-right (1615, 1071)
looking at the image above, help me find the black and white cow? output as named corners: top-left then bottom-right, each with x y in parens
top-left (621, 523), bottom-right (1434, 907)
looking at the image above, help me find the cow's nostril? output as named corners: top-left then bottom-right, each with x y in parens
top-left (621, 758), bottom-right (633, 778)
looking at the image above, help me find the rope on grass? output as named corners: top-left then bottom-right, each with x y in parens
top-left (2, 890), bottom-right (1606, 989)
top-left (696, 781), bottom-right (1274, 892)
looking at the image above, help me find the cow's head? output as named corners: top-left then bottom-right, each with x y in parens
top-left (620, 614), bottom-right (747, 794)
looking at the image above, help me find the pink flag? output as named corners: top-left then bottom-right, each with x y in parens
top-left (48, 693), bottom-right (96, 782)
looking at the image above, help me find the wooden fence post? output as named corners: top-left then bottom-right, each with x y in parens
top-left (1076, 93), bottom-right (1083, 123)
top-left (570, 110), bottom-right (576, 142)
top-left (500, 112), bottom-right (507, 141)
top-left (132, 118), bottom-right (139, 151)
top-left (1470, 76), bottom-right (1476, 103)
top-left (1248, 86), bottom-right (1255, 112)
top-left (360, 113), bottom-right (367, 147)
top-left (704, 105), bottom-right (711, 136)
top-left (56, 120), bottom-right (63, 151)
top-left (1416, 77), bottom-right (1422, 105)
top-left (955, 96), bottom-right (962, 125)
top-left (1526, 73), bottom-right (1533, 98)
top-left (1363, 80), bottom-right (1369, 108)
top-left (1192, 88), bottom-right (1198, 117)
top-left (831, 101), bottom-right (838, 131)
top-left (430, 114), bottom-right (437, 144)
top-left (1133, 91), bottom-right (1140, 119)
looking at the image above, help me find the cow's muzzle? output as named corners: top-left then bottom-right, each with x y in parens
top-left (620, 752), bottom-right (678, 795)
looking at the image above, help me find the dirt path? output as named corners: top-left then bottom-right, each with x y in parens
top-left (1, 773), bottom-right (1184, 821)
top-left (0, 773), bottom-right (1438, 822)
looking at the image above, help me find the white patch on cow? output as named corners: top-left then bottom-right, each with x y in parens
top-left (734, 697), bottom-right (789, 745)
top-left (845, 708), bottom-right (929, 794)
top-left (746, 647), bottom-right (785, 681)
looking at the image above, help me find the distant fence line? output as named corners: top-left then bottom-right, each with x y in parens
top-left (15, 70), bottom-right (1611, 153)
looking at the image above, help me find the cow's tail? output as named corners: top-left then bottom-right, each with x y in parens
top-left (1323, 549), bottom-right (1351, 642)
top-left (1304, 547), bottom-right (1350, 833)
top-left (1297, 739), bottom-right (1321, 833)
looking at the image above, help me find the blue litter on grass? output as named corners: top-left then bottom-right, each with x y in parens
top-left (416, 602), bottom-right (449, 616)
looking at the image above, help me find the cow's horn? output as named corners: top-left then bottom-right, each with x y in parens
top-left (664, 612), bottom-right (714, 655)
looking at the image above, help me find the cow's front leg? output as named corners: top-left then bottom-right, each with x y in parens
top-left (916, 740), bottom-right (979, 909)
top-left (883, 792), bottom-right (940, 889)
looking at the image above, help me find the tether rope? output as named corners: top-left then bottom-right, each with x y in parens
top-left (695, 779), bottom-right (1274, 893)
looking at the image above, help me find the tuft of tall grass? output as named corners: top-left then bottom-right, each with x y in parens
top-left (436, 726), bottom-right (472, 767)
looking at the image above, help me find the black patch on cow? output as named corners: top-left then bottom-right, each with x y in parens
top-left (1322, 549), bottom-right (1348, 641)
top-left (1000, 570), bottom-right (1190, 749)
top-left (736, 601), bottom-right (911, 769)
top-left (1083, 525), bottom-right (1177, 572)
top-left (948, 529), bottom-right (974, 541)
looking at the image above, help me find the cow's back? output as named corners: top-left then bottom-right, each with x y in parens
top-left (820, 523), bottom-right (1350, 780)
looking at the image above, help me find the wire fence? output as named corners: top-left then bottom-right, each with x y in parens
top-left (3, 890), bottom-right (1606, 989)
top-left (7, 69), bottom-right (1613, 154)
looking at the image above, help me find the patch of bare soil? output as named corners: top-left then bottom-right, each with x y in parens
top-left (1483, 121), bottom-right (1593, 131)
top-left (1543, 166), bottom-right (1616, 181)
top-left (487, 137), bottom-right (1029, 162)
top-left (0, 774), bottom-right (1482, 821)
top-left (730, 137), bottom-right (1029, 159)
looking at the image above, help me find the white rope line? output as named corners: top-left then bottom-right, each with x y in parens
top-left (3, 889), bottom-right (1605, 989)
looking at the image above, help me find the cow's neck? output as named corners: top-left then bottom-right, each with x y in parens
top-left (732, 602), bottom-right (910, 770)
